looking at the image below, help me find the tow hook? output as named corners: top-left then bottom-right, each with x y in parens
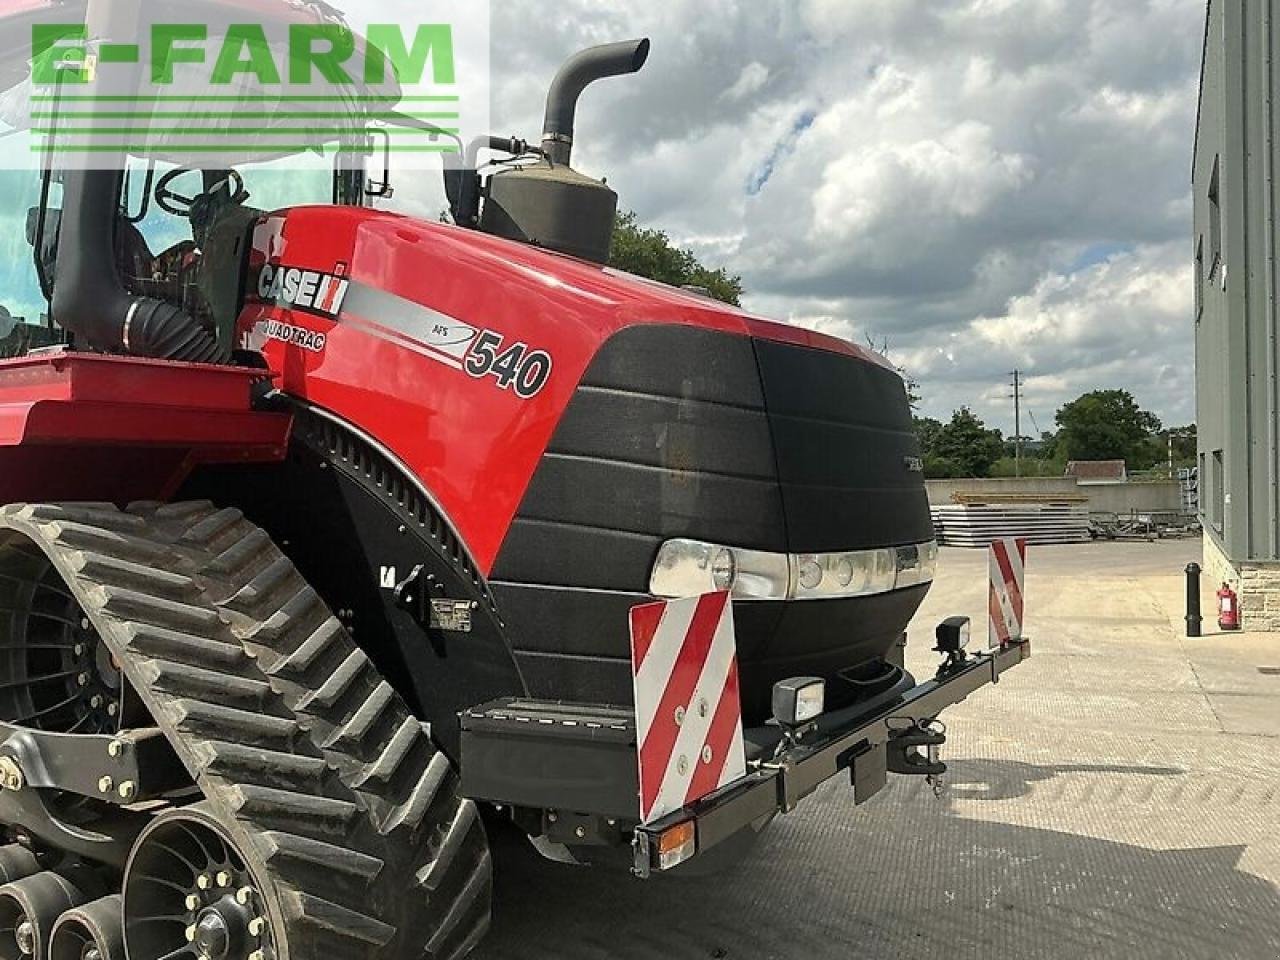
top-left (887, 721), bottom-right (946, 797)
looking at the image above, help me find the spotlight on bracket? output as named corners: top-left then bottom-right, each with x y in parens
top-left (934, 616), bottom-right (971, 670)
top-left (772, 677), bottom-right (826, 730)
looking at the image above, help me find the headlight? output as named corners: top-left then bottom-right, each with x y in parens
top-left (894, 541), bottom-right (939, 589)
top-left (649, 540), bottom-right (938, 601)
top-left (792, 549), bottom-right (896, 600)
top-left (649, 539), bottom-right (790, 600)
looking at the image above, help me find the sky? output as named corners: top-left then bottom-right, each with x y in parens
top-left (471, 0), bottom-right (1205, 436)
top-left (0, 0), bottom-right (1205, 436)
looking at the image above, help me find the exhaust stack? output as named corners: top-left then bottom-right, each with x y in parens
top-left (478, 39), bottom-right (651, 264)
top-left (541, 39), bottom-right (651, 166)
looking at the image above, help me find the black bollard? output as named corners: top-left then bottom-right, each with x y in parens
top-left (1185, 563), bottom-right (1202, 637)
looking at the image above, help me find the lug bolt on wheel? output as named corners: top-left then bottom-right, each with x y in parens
top-left (108, 740), bottom-right (124, 758)
top-left (248, 950), bottom-right (266, 960)
top-left (15, 919), bottom-right (33, 956)
top-left (248, 917), bottom-right (266, 937)
top-left (235, 887), bottom-right (253, 906)
top-left (117, 781), bottom-right (136, 801)
top-left (215, 871), bottom-right (231, 888)
top-left (185, 925), bottom-right (198, 943)
top-left (97, 776), bottom-right (113, 794)
top-left (76, 673), bottom-right (89, 687)
top-left (196, 874), bottom-right (212, 890)
top-left (185, 894), bottom-right (201, 911)
top-left (89, 695), bottom-right (103, 709)
top-left (106, 703), bottom-right (118, 717)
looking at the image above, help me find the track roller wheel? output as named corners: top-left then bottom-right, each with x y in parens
top-left (124, 808), bottom-right (277, 960)
top-left (49, 895), bottom-right (124, 960)
top-left (0, 846), bottom-right (40, 886)
top-left (0, 868), bottom-right (102, 960)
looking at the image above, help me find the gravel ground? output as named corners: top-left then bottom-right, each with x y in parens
top-left (474, 540), bottom-right (1280, 960)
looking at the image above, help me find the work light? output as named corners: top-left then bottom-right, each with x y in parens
top-left (772, 677), bottom-right (826, 728)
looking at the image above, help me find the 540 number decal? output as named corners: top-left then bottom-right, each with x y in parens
top-left (465, 332), bottom-right (553, 399)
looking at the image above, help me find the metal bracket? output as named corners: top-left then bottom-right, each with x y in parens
top-left (0, 724), bottom-right (187, 805)
top-left (631, 829), bottom-right (652, 880)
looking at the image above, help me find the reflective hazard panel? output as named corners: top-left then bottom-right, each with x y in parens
top-left (629, 592), bottom-right (747, 825)
top-left (988, 537), bottom-right (1027, 648)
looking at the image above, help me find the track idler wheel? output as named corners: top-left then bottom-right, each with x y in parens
top-left (0, 869), bottom-right (102, 960)
top-left (49, 895), bottom-right (124, 960)
top-left (0, 847), bottom-right (41, 886)
top-left (124, 809), bottom-right (277, 960)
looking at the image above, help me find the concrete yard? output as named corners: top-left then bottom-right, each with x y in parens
top-left (475, 540), bottom-right (1280, 960)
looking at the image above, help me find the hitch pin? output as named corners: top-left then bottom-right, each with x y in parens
top-left (926, 742), bottom-right (943, 798)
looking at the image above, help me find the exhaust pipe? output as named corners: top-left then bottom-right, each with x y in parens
top-left (540, 38), bottom-right (650, 166)
top-left (52, 170), bottom-right (229, 364)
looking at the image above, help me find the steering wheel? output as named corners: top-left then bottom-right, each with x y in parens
top-left (154, 167), bottom-right (248, 218)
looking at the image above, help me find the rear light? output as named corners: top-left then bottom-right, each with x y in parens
top-left (650, 540), bottom-right (936, 601)
top-left (655, 820), bottom-right (696, 871)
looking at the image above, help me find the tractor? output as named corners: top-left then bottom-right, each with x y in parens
top-left (0, 2), bottom-right (1030, 959)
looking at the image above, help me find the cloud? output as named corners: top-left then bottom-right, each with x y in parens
top-left (480, 0), bottom-right (1203, 433)
top-left (722, 62), bottom-right (770, 103)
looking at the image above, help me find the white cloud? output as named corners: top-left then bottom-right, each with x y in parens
top-left (480, 0), bottom-right (1202, 433)
top-left (722, 62), bottom-right (770, 102)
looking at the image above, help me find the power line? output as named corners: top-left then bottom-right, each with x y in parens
top-left (1009, 370), bottom-right (1024, 478)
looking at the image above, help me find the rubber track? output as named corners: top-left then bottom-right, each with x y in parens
top-left (0, 503), bottom-right (491, 960)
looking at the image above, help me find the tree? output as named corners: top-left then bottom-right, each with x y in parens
top-left (610, 211), bottom-right (744, 306)
top-left (913, 416), bottom-right (943, 455)
top-left (1054, 390), bottom-right (1162, 465)
top-left (921, 408), bottom-right (1005, 479)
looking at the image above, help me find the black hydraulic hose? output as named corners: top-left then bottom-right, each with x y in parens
top-left (52, 169), bottom-right (228, 364)
top-left (540, 38), bottom-right (650, 165)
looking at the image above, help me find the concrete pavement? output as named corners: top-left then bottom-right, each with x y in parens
top-left (475, 540), bottom-right (1280, 960)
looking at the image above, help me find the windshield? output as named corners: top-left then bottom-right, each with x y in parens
top-left (124, 150), bottom-right (338, 257)
top-left (0, 168), bottom-right (55, 328)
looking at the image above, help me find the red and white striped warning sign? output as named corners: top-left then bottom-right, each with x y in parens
top-left (629, 592), bottom-right (747, 825)
top-left (988, 537), bottom-right (1027, 648)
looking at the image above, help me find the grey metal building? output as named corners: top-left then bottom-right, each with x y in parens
top-left (1194, 0), bottom-right (1280, 629)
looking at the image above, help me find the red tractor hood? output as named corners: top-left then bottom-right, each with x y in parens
top-left (239, 206), bottom-right (905, 574)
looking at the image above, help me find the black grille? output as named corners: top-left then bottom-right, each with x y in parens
top-left (490, 324), bottom-right (932, 718)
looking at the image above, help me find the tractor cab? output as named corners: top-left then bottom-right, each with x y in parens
top-left (0, 0), bottom-right (431, 361)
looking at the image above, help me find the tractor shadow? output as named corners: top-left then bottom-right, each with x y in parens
top-left (474, 758), bottom-right (1280, 960)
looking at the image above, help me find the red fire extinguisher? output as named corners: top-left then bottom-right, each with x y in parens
top-left (1218, 583), bottom-right (1241, 631)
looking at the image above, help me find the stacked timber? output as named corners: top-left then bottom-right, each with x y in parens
top-left (931, 492), bottom-right (1091, 548)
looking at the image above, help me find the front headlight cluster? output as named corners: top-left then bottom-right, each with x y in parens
top-left (650, 539), bottom-right (938, 601)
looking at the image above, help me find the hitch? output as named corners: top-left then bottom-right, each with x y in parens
top-left (887, 723), bottom-right (946, 778)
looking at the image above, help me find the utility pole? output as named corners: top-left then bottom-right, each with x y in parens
top-left (1009, 370), bottom-right (1023, 478)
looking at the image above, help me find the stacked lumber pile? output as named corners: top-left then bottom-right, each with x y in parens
top-left (931, 492), bottom-right (1091, 548)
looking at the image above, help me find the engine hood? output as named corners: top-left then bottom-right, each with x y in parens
top-left (239, 205), bottom-right (910, 575)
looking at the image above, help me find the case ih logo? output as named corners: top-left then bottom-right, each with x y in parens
top-left (256, 265), bottom-right (350, 319)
